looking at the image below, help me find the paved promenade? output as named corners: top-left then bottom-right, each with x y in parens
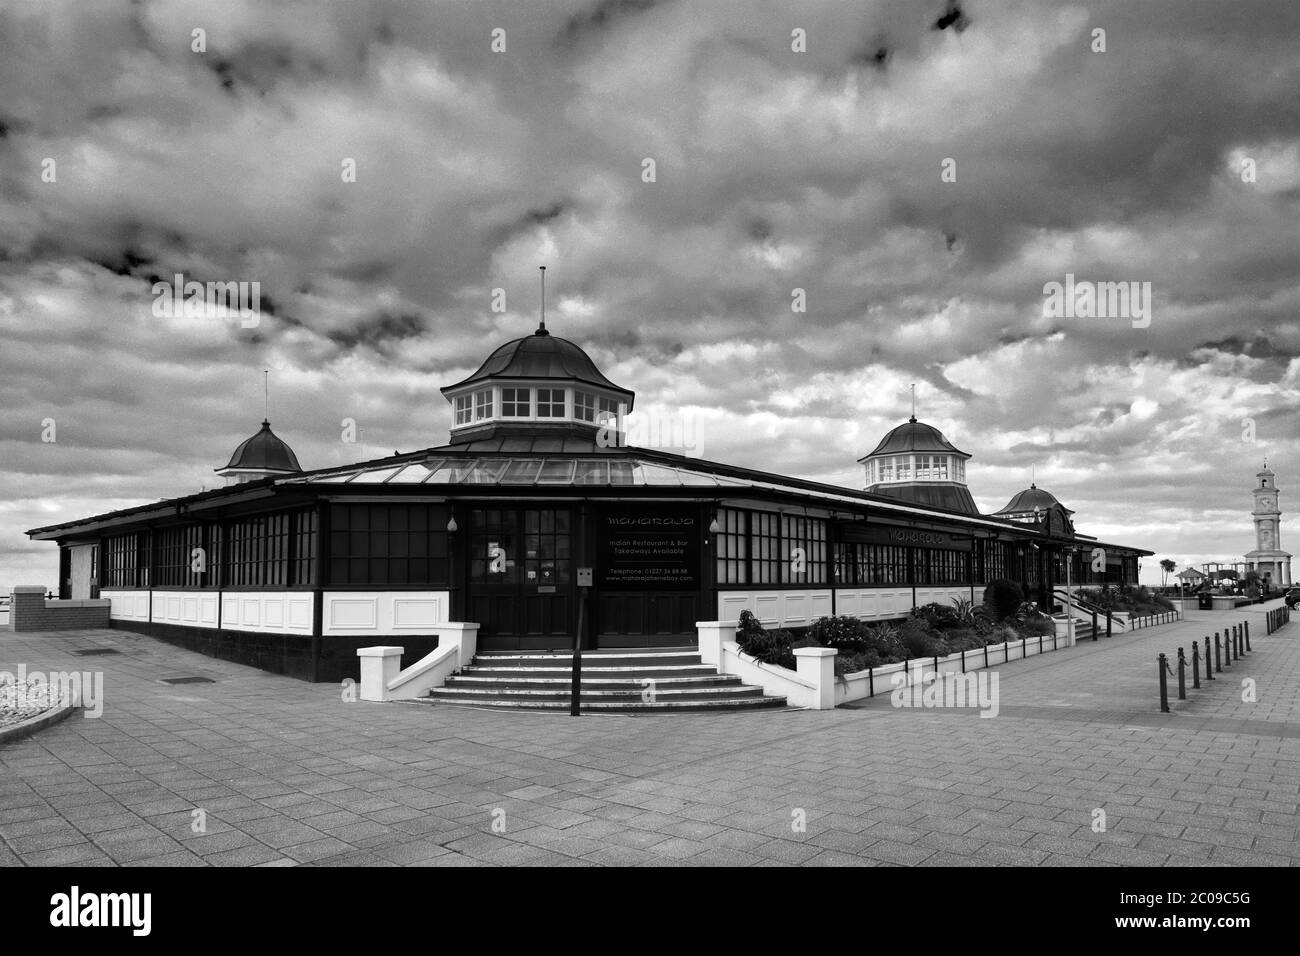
top-left (1, 602), bottom-right (1297, 866)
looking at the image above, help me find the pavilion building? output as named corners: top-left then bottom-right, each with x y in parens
top-left (28, 317), bottom-right (1150, 681)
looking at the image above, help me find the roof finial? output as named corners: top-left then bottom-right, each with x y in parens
top-left (537, 265), bottom-right (548, 335)
top-left (263, 369), bottom-right (269, 424)
top-left (1031, 463), bottom-right (1036, 489)
top-left (909, 383), bottom-right (916, 423)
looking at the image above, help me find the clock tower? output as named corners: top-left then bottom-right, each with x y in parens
top-left (1245, 461), bottom-right (1292, 587)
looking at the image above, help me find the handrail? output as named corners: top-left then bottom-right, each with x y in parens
top-left (1052, 588), bottom-right (1121, 631)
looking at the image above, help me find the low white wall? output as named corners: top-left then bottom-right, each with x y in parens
top-left (720, 641), bottom-right (818, 709)
top-left (221, 591), bottom-right (313, 634)
top-left (151, 590), bottom-right (219, 629)
top-left (717, 590), bottom-right (833, 628)
top-left (101, 590), bottom-right (150, 622)
top-left (357, 623), bottom-right (479, 702)
top-left (322, 591), bottom-right (449, 636)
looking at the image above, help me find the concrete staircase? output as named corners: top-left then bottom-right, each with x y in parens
top-left (411, 647), bottom-right (787, 712)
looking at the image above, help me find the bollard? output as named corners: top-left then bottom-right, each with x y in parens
top-left (1232, 626), bottom-right (1240, 661)
top-left (1107, 613), bottom-right (1112, 638)
top-left (1158, 653), bottom-right (1170, 713)
top-left (1177, 647), bottom-right (1187, 700)
top-left (984, 643), bottom-right (989, 668)
top-left (961, 648), bottom-right (966, 673)
top-left (1192, 642), bottom-right (1201, 689)
top-left (868, 666), bottom-right (874, 697)
top-left (1215, 633), bottom-right (1223, 673)
top-left (1204, 637), bottom-right (1214, 681)
top-left (1245, 621), bottom-right (1251, 652)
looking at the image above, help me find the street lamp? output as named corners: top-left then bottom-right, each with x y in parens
top-left (1064, 546), bottom-right (1077, 644)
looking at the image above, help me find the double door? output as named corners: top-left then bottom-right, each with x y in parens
top-left (469, 507), bottom-right (573, 649)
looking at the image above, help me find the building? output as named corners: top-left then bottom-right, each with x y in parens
top-left (27, 315), bottom-right (1151, 681)
top-left (1244, 461), bottom-right (1292, 587)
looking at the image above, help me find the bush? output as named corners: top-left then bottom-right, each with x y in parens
top-left (736, 610), bottom-right (796, 669)
top-left (983, 578), bottom-right (1023, 620)
top-left (910, 602), bottom-right (962, 631)
top-left (808, 615), bottom-right (869, 652)
top-left (1017, 614), bottom-right (1055, 637)
top-left (898, 617), bottom-right (946, 658)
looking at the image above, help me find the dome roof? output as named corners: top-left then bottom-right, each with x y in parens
top-left (860, 417), bottom-right (969, 460)
top-left (221, 420), bottom-right (302, 473)
top-left (441, 326), bottom-right (632, 398)
top-left (995, 484), bottom-right (1073, 516)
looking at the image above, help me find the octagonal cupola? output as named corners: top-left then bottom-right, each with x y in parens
top-left (216, 420), bottom-right (302, 485)
top-left (440, 271), bottom-right (634, 444)
top-left (858, 416), bottom-right (977, 514)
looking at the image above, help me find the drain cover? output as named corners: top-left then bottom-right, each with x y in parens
top-left (160, 676), bottom-right (215, 685)
top-left (74, 648), bottom-right (120, 656)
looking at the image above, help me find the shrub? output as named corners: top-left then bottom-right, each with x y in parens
top-left (898, 617), bottom-right (945, 658)
top-left (735, 610), bottom-right (796, 669)
top-left (862, 622), bottom-right (906, 662)
top-left (983, 578), bottom-right (1023, 620)
top-left (910, 602), bottom-right (962, 631)
top-left (808, 614), bottom-right (869, 652)
top-left (1017, 614), bottom-right (1055, 637)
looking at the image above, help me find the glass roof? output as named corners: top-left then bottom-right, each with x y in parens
top-left (288, 456), bottom-right (753, 488)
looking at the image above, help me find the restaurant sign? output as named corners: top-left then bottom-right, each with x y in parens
top-left (842, 524), bottom-right (974, 551)
top-left (597, 506), bottom-right (700, 589)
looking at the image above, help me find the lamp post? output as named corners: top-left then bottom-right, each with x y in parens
top-left (1064, 546), bottom-right (1076, 645)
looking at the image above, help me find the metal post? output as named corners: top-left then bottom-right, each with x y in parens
top-left (984, 644), bottom-right (988, 668)
top-left (868, 666), bottom-right (874, 697)
top-left (1191, 642), bottom-right (1201, 689)
top-left (1245, 621), bottom-right (1251, 651)
top-left (1214, 633), bottom-right (1222, 673)
top-left (961, 649), bottom-right (965, 673)
top-left (1205, 637), bottom-right (1214, 681)
top-left (570, 589), bottom-right (586, 716)
top-left (1177, 647), bottom-right (1186, 700)
top-left (1158, 653), bottom-right (1169, 713)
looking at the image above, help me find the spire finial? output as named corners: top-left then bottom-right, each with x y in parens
top-left (1031, 463), bottom-right (1036, 489)
top-left (537, 265), bottom-right (547, 335)
top-left (264, 369), bottom-right (269, 422)
top-left (909, 383), bottom-right (916, 422)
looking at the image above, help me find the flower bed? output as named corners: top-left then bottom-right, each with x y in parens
top-left (0, 673), bottom-right (65, 729)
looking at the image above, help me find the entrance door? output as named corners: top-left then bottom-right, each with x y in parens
top-left (469, 507), bottom-right (574, 649)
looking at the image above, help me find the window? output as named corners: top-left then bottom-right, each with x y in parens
top-left (715, 508), bottom-right (748, 584)
top-left (104, 533), bottom-right (139, 588)
top-left (895, 456), bottom-right (912, 481)
top-left (934, 456), bottom-right (949, 480)
top-left (916, 455), bottom-right (931, 479)
top-left (878, 459), bottom-right (894, 483)
top-left (502, 388), bottom-right (531, 417)
top-left (225, 514), bottom-right (289, 587)
top-left (329, 504), bottom-right (450, 586)
top-left (781, 515), bottom-right (827, 584)
top-left (536, 388), bottom-right (565, 418)
top-left (574, 391), bottom-right (596, 422)
top-left (597, 397), bottom-right (621, 425)
top-left (155, 524), bottom-right (207, 587)
top-left (292, 510), bottom-right (317, 586)
top-left (474, 389), bottom-right (493, 420)
top-left (454, 394), bottom-right (472, 426)
top-left (751, 512), bottom-right (780, 584)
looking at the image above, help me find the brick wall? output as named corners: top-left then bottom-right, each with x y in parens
top-left (8, 586), bottom-right (110, 632)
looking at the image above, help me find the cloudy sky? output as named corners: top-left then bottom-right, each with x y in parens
top-left (2, 0), bottom-right (1298, 590)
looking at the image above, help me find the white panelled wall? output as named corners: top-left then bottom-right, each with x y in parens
top-left (100, 590), bottom-right (451, 636)
top-left (720, 585), bottom-right (975, 628)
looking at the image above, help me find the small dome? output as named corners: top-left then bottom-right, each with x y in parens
top-left (995, 484), bottom-right (1073, 516)
top-left (860, 417), bottom-right (969, 460)
top-left (221, 420), bottom-right (301, 473)
top-left (441, 326), bottom-right (632, 398)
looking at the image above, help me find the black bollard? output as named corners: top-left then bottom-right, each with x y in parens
top-left (1192, 642), bottom-right (1201, 689)
top-left (1215, 632), bottom-right (1223, 673)
top-left (1177, 647), bottom-right (1187, 700)
top-left (1158, 653), bottom-right (1170, 713)
top-left (1205, 637), bottom-right (1214, 681)
top-left (1245, 621), bottom-right (1251, 652)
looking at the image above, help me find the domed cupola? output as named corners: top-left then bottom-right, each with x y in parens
top-left (216, 420), bottom-right (303, 486)
top-left (858, 416), bottom-right (977, 514)
top-left (994, 483), bottom-right (1075, 535)
top-left (439, 270), bottom-right (634, 444)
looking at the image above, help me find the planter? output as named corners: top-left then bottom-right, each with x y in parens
top-left (1211, 596), bottom-right (1237, 611)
